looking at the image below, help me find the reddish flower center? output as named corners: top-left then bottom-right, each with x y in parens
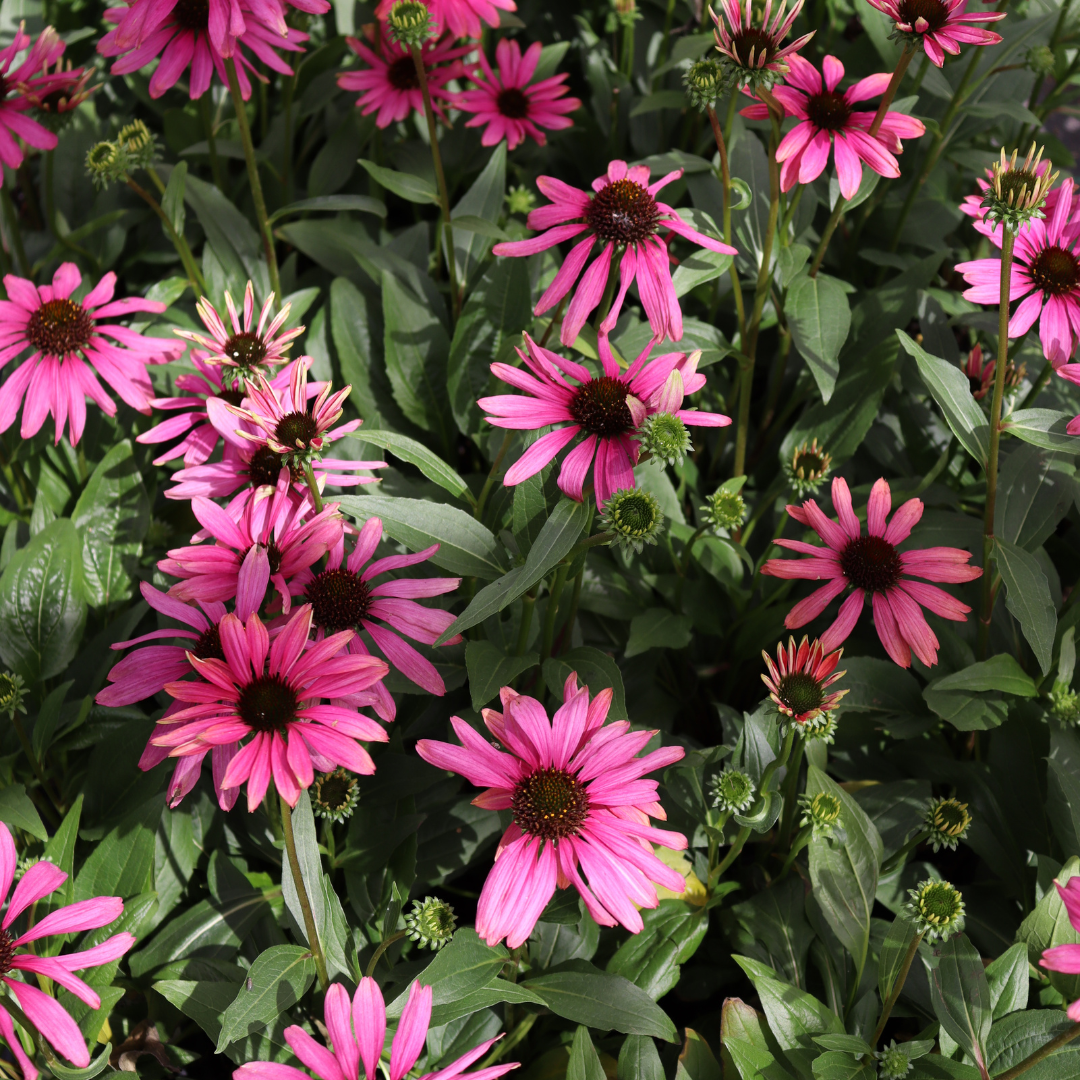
top-left (275, 411), bottom-right (320, 451)
top-left (247, 445), bottom-right (299, 487)
top-left (496, 86), bottom-right (531, 120)
top-left (221, 331), bottom-right (268, 369)
top-left (896, 0), bottom-right (949, 32)
top-left (306, 567), bottom-right (372, 633)
top-left (388, 55), bottom-right (421, 91)
top-left (730, 27), bottom-right (778, 67)
top-left (266, 541), bottom-right (283, 574)
top-left (25, 298), bottom-right (93, 356)
top-left (584, 178), bottom-right (661, 245)
top-left (512, 767), bottom-right (589, 840)
top-left (0, 927), bottom-right (15, 976)
top-left (806, 91), bottom-right (852, 133)
top-left (172, 0), bottom-right (210, 30)
top-left (237, 673), bottom-right (298, 733)
top-left (839, 535), bottom-right (902, 593)
top-left (1030, 244), bottom-right (1080, 296)
top-left (569, 376), bottom-right (635, 437)
top-left (193, 624), bottom-right (225, 662)
top-left (776, 672), bottom-right (825, 717)
top-left (217, 385), bottom-right (247, 407)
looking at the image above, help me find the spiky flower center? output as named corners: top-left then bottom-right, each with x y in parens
top-left (388, 55), bottom-right (421, 91)
top-left (0, 673), bottom-right (17, 711)
top-left (217, 386), bottom-right (247, 407)
top-left (608, 491), bottom-right (659, 537)
top-left (930, 798), bottom-right (970, 837)
top-left (406, 896), bottom-right (457, 948)
top-left (896, 0), bottom-right (949, 32)
top-left (808, 792), bottom-right (842, 824)
top-left (730, 27), bottom-right (778, 67)
top-left (0, 927), bottom-right (15, 975)
top-left (25, 298), bottom-right (93, 356)
top-left (496, 87), bottom-right (531, 119)
top-left (193, 624), bottom-right (225, 662)
top-left (306, 568), bottom-right (371, 633)
top-left (914, 882), bottom-right (963, 926)
top-left (839, 535), bottom-right (902, 593)
top-left (221, 331), bottom-right (268, 369)
top-left (1030, 244), bottom-right (1080, 296)
top-left (997, 168), bottom-right (1039, 207)
top-left (275, 411), bottom-right (320, 451)
top-left (314, 770), bottom-right (356, 813)
top-left (792, 450), bottom-right (825, 477)
top-left (806, 91), bottom-right (852, 133)
top-left (512, 767), bottom-right (590, 840)
top-left (237, 673), bottom-right (298, 733)
top-left (776, 672), bottom-right (826, 716)
top-left (714, 769), bottom-right (754, 808)
top-left (569, 376), bottom-right (634, 437)
top-left (585, 179), bottom-right (661, 245)
top-left (172, 0), bottom-right (209, 30)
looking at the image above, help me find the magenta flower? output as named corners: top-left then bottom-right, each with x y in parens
top-left (0, 263), bottom-right (179, 446)
top-left (863, 0), bottom-right (1003, 66)
top-left (741, 55), bottom-right (924, 200)
top-left (492, 160), bottom-right (737, 347)
top-left (98, 0), bottom-right (310, 100)
top-left (760, 477), bottom-right (982, 668)
top-left (234, 978), bottom-right (517, 1080)
top-left (1040, 877), bottom-right (1080, 1020)
top-left (956, 178), bottom-right (1080, 366)
top-left (374, 0), bottom-right (516, 40)
top-left (0, 27), bottom-right (67, 179)
top-left (480, 331), bottom-right (730, 509)
top-left (0, 823), bottom-right (135, 1074)
top-left (458, 39), bottom-right (581, 150)
top-left (289, 516), bottom-right (461, 714)
top-left (710, 0), bottom-right (814, 80)
top-left (338, 31), bottom-right (470, 129)
top-left (151, 604), bottom-right (389, 812)
top-left (416, 675), bottom-right (688, 948)
top-left (21, 58), bottom-right (99, 118)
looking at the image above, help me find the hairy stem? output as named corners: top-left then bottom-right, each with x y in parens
top-left (279, 794), bottom-right (330, 989)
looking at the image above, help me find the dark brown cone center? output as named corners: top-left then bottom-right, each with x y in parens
top-left (388, 55), bottom-right (421, 91)
top-left (730, 27), bottom-right (777, 67)
top-left (275, 411), bottom-right (320, 451)
top-left (1030, 244), bottom-right (1080, 296)
top-left (568, 376), bottom-right (635, 437)
top-left (306, 567), bottom-right (372, 633)
top-left (839, 534), bottom-right (903, 593)
top-left (777, 672), bottom-right (825, 715)
top-left (221, 331), bottom-right (267, 369)
top-left (896, 0), bottom-right (949, 31)
top-left (237, 673), bottom-right (298, 733)
top-left (496, 86), bottom-right (531, 119)
top-left (172, 0), bottom-right (210, 30)
top-left (806, 91), bottom-right (852, 133)
top-left (512, 767), bottom-right (589, 840)
top-left (584, 178), bottom-right (661, 245)
top-left (25, 298), bottom-right (93, 356)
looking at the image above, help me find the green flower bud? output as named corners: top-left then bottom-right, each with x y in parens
top-left (639, 412), bottom-right (692, 465)
top-left (878, 1041), bottom-right (913, 1080)
top-left (980, 144), bottom-right (1057, 236)
top-left (684, 57), bottom-right (732, 112)
top-left (386, 0), bottom-right (433, 45)
top-left (925, 797), bottom-right (971, 853)
top-left (1050, 687), bottom-right (1080, 724)
top-left (784, 438), bottom-right (832, 498)
top-left (1027, 45), bottom-right (1056, 76)
top-left (405, 895), bottom-right (457, 950)
top-left (14, 856), bottom-right (39, 882)
top-left (800, 711), bottom-right (838, 744)
top-left (710, 768), bottom-right (755, 812)
top-left (86, 140), bottom-right (124, 188)
top-left (506, 185), bottom-right (536, 216)
top-left (311, 768), bottom-right (360, 823)
top-left (905, 879), bottom-right (965, 942)
top-left (703, 485), bottom-right (747, 532)
top-left (0, 671), bottom-right (26, 720)
top-left (799, 791), bottom-right (844, 840)
top-left (601, 488), bottom-right (665, 554)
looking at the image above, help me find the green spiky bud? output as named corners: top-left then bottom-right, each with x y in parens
top-left (710, 769), bottom-right (755, 812)
top-left (703, 484), bottom-right (747, 533)
top-left (386, 0), bottom-right (433, 45)
top-left (506, 185), bottom-right (536, 216)
top-left (117, 119), bottom-right (157, 169)
top-left (14, 856), bottom-right (39, 882)
top-left (311, 768), bottom-right (360, 823)
top-left (0, 672), bottom-right (26, 720)
top-left (405, 896), bottom-right (457, 950)
top-left (1050, 687), bottom-right (1080, 724)
top-left (925, 797), bottom-right (971, 853)
top-left (638, 412), bottom-right (693, 466)
top-left (684, 57), bottom-right (732, 112)
top-left (905, 880), bottom-right (965, 942)
top-left (878, 1042), bottom-right (913, 1080)
top-left (784, 438), bottom-right (832, 498)
top-left (799, 791), bottom-right (844, 840)
top-left (86, 141), bottom-right (124, 188)
top-left (601, 488), bottom-right (665, 554)
top-left (1027, 45), bottom-right (1056, 76)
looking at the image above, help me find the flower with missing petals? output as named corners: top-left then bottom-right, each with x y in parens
top-left (311, 768), bottom-right (360, 822)
top-left (762, 637), bottom-right (847, 724)
top-left (979, 144), bottom-right (1057, 235)
top-left (710, 0), bottom-right (815, 89)
top-left (863, 0), bottom-right (1004, 67)
top-left (784, 438), bottom-right (832, 498)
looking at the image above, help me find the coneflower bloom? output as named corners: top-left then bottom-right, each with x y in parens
top-left (374, 0), bottom-right (516, 40)
top-left (960, 154), bottom-right (1067, 238)
top-left (290, 516), bottom-right (461, 712)
top-left (0, 263), bottom-right (180, 446)
top-left (480, 331), bottom-right (730, 509)
top-left (19, 57), bottom-right (98, 119)
top-left (0, 823), bottom-right (135, 1072)
top-left (710, 0), bottom-right (815, 83)
top-left (863, 0), bottom-right (1003, 67)
top-left (98, 0), bottom-right (310, 100)
top-left (458, 39), bottom-right (580, 150)
top-left (1039, 877), bottom-right (1080, 1020)
top-left (762, 637), bottom-right (847, 723)
top-left (150, 605), bottom-right (389, 812)
top-left (492, 161), bottom-right (737, 347)
top-left (234, 979), bottom-right (519, 1080)
top-left (956, 177), bottom-right (1080, 366)
top-left (416, 675), bottom-right (688, 948)
top-left (0, 26), bottom-right (66, 182)
top-left (741, 55), bottom-right (925, 199)
top-left (760, 477), bottom-right (982, 668)
top-left (337, 30), bottom-right (470, 128)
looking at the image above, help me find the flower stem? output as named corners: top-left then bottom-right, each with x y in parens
top-left (540, 562), bottom-right (572, 663)
top-left (225, 58), bottom-right (282, 308)
top-left (365, 929), bottom-right (408, 978)
top-left (514, 592), bottom-right (536, 657)
top-left (303, 461), bottom-right (324, 513)
top-left (1019, 358), bottom-right (1054, 410)
top-left (995, 1023), bottom-right (1080, 1080)
top-left (409, 43), bottom-right (460, 323)
top-left (777, 734), bottom-right (805, 851)
top-left (480, 1013), bottom-right (537, 1068)
top-left (1, 189), bottom-right (30, 277)
top-left (707, 105), bottom-right (745, 345)
top-left (199, 94), bottom-right (225, 191)
top-left (868, 930), bottom-right (925, 1050)
top-left (879, 829), bottom-right (931, 877)
top-left (279, 793), bottom-right (330, 990)
top-left (978, 225), bottom-right (1016, 659)
top-left (11, 711), bottom-right (61, 817)
top-left (777, 827), bottom-right (810, 879)
top-left (124, 175), bottom-right (207, 298)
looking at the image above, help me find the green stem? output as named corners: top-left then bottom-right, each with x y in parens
top-left (540, 563), bottom-right (571, 663)
top-left (410, 43), bottom-right (459, 322)
top-left (778, 827), bottom-right (810, 879)
top-left (475, 431), bottom-right (511, 520)
top-left (514, 592), bottom-right (536, 657)
top-left (558, 570), bottom-right (583, 655)
top-left (279, 794), bottom-right (329, 989)
top-left (124, 176), bottom-right (206, 298)
top-left (777, 734), bottom-right (805, 851)
top-left (480, 1013), bottom-right (537, 1068)
top-left (880, 829), bottom-right (931, 877)
top-left (282, 75), bottom-right (297, 200)
top-left (978, 226), bottom-right (1016, 660)
top-left (657, 0), bottom-right (677, 72)
top-left (11, 711), bottom-right (61, 816)
top-left (994, 1023), bottom-right (1080, 1080)
top-left (200, 94), bottom-right (224, 191)
top-left (707, 105), bottom-right (745, 344)
top-left (365, 929), bottom-right (407, 978)
top-left (303, 461), bottom-right (324, 513)
top-left (2, 189), bottom-right (29, 277)
top-left (621, 19), bottom-right (635, 79)
top-left (1019, 358), bottom-right (1054, 410)
top-left (225, 58), bottom-right (282, 308)
top-left (869, 931), bottom-right (925, 1050)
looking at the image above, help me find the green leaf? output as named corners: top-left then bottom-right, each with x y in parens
top-left (521, 960), bottom-right (678, 1041)
top-left (786, 271), bottom-right (851, 404)
top-left (184, 173), bottom-right (269, 299)
top-left (779, 244), bottom-right (812, 288)
top-left (349, 430), bottom-right (471, 503)
top-left (42, 795), bottom-right (81, 908)
top-left (0, 517), bottom-right (87, 682)
top-left (997, 444), bottom-right (1075, 550)
top-left (542, 646), bottom-right (628, 720)
top-left (811, 1054), bottom-right (875, 1080)
top-left (1017, 856), bottom-right (1080, 1003)
top-left (162, 160), bottom-right (187, 235)
top-left (450, 214), bottom-right (510, 241)
top-left (607, 900), bottom-right (708, 1000)
top-left (630, 90), bottom-right (688, 115)
top-left (450, 143), bottom-right (506, 286)
top-left (680, 1028), bottom-right (723, 1080)
top-left (71, 440), bottom-right (150, 608)
top-left (619, 1035), bottom-right (664, 1080)
top-left (268, 195), bottom-right (386, 223)
top-left (986, 942), bottom-right (1029, 1020)
top-left (878, 914), bottom-right (919, 1004)
top-left (74, 794), bottom-right (163, 900)
top-left (567, 1026), bottom-right (607, 1080)
top-left (339, 495), bottom-right (506, 579)
top-left (812, 1035), bottom-right (875, 1057)
top-left (932, 655), bottom-right (1038, 696)
top-left (898, 330), bottom-right (989, 465)
top-left (985, 1010), bottom-right (1080, 1078)
top-left (625, 608), bottom-right (692, 658)
top-left (357, 159), bottom-right (438, 203)
top-left (387, 929), bottom-right (507, 1017)
top-left (427, 978), bottom-right (546, 1027)
top-left (730, 876), bottom-right (813, 989)
top-left (672, 249), bottom-right (733, 298)
top-left (0, 784), bottom-right (46, 841)
top-left (922, 684), bottom-right (1008, 732)
top-left (995, 537), bottom-right (1056, 674)
top-left (216, 945), bottom-right (316, 1051)
top-left (927, 934), bottom-right (992, 1076)
top-left (32, 680), bottom-right (75, 760)
top-left (1001, 409), bottom-right (1079, 452)
top-left (465, 640), bottom-right (538, 711)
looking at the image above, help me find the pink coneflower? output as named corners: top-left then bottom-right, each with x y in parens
top-left (760, 477), bottom-right (982, 668)
top-left (0, 263), bottom-right (179, 447)
top-left (863, 0), bottom-right (1003, 66)
top-left (374, 0), bottom-right (516, 40)
top-left (234, 978), bottom-right (518, 1080)
top-left (710, 0), bottom-right (814, 81)
top-left (480, 331), bottom-right (730, 509)
top-left (0, 26), bottom-right (66, 182)
top-left (960, 155), bottom-right (1068, 238)
top-left (956, 177), bottom-right (1080, 366)
top-left (0, 822), bottom-right (135, 1072)
top-left (20, 57), bottom-right (98, 119)
top-left (762, 636), bottom-right (847, 723)
top-left (492, 161), bottom-right (737, 347)
top-left (1039, 877), bottom-right (1080, 1020)
top-left (458, 39), bottom-right (580, 150)
top-left (741, 55), bottom-right (925, 200)
top-left (98, 0), bottom-right (310, 100)
top-left (337, 30), bottom-right (470, 128)
top-left (289, 516), bottom-right (460, 714)
top-left (150, 604), bottom-right (389, 812)
top-left (416, 675), bottom-right (688, 948)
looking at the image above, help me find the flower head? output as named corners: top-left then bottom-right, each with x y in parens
top-left (639, 410), bottom-right (693, 465)
top-left (0, 27), bottom-right (65, 183)
top-left (416, 674), bottom-right (687, 947)
top-left (684, 56), bottom-right (734, 111)
top-left (799, 790), bottom-right (844, 839)
top-left (878, 1042), bottom-right (913, 1080)
top-left (785, 437), bottom-right (832, 498)
top-left (905, 879), bottom-right (965, 941)
top-left (482, 333), bottom-right (729, 509)
top-left (601, 489), bottom-right (665, 553)
top-left (22, 57), bottom-right (98, 126)
top-left (375, 0), bottom-right (516, 40)
top-left (762, 636), bottom-right (847, 724)
top-left (492, 160), bottom-right (737, 346)
top-left (385, 0), bottom-right (434, 44)
top-left (702, 482), bottom-right (747, 532)
top-left (0, 672), bottom-right (26, 720)
top-left (1050, 687), bottom-right (1080, 723)
top-left (1028, 44), bottom-right (1056, 76)
top-left (458, 39), bottom-right (580, 150)
top-left (760, 476), bottom-right (982, 668)
top-left (311, 768), bottom-right (360, 822)
top-left (404, 896), bottom-right (457, 949)
top-left (234, 979), bottom-right (517, 1080)
top-left (710, 0), bottom-right (815, 88)
top-left (925, 796), bottom-right (971, 852)
top-left (802, 710), bottom-right (837, 743)
top-left (506, 185), bottom-right (536, 216)
top-left (0, 822), bottom-right (135, 1073)
top-left (864, 0), bottom-right (1004, 67)
top-left (0, 263), bottom-right (180, 446)
top-left (980, 144), bottom-right (1057, 235)
top-left (710, 768), bottom-right (755, 812)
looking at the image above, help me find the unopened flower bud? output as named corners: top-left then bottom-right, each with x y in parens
top-left (0, 672), bottom-right (26, 719)
top-left (878, 1041), bottom-right (913, 1080)
top-left (1050, 687), bottom-right (1080, 723)
top-left (799, 790), bottom-right (844, 840)
top-left (506, 185), bottom-right (535, 216)
top-left (601, 488), bottom-right (665, 553)
top-left (86, 140), bottom-right (123, 188)
top-left (684, 57), bottom-right (732, 112)
top-left (1027, 44), bottom-right (1056, 76)
top-left (703, 484), bottom-right (747, 532)
top-left (639, 412), bottom-right (692, 465)
top-left (386, 0), bottom-right (433, 45)
top-left (905, 879), bottom-right (965, 942)
top-left (710, 768), bottom-right (755, 812)
top-left (405, 895), bottom-right (457, 949)
top-left (925, 797), bottom-right (971, 852)
top-left (784, 438), bottom-right (832, 498)
top-left (981, 143), bottom-right (1058, 235)
top-left (311, 767), bottom-right (360, 823)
